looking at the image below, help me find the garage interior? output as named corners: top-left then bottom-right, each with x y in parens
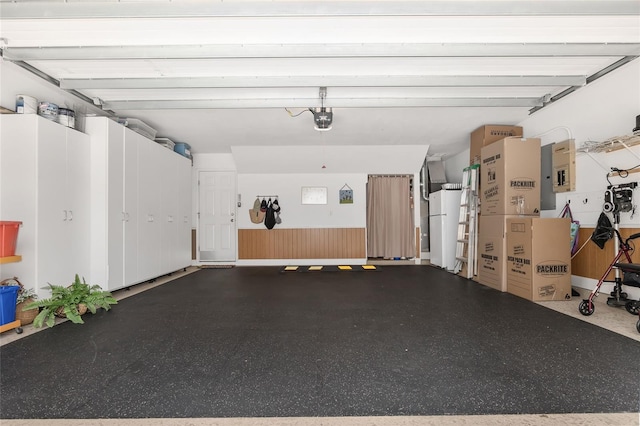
top-left (1, 1), bottom-right (640, 425)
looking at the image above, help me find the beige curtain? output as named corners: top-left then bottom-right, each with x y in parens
top-left (366, 175), bottom-right (415, 258)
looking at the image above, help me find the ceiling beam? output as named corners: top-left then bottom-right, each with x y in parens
top-left (60, 75), bottom-right (587, 90)
top-left (4, 43), bottom-right (640, 61)
top-left (529, 55), bottom-right (639, 114)
top-left (103, 97), bottom-right (542, 110)
top-left (1, 1), bottom-right (638, 19)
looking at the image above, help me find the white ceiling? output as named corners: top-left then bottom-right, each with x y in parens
top-left (1, 0), bottom-right (639, 157)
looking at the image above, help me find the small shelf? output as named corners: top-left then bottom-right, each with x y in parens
top-left (0, 255), bottom-right (22, 264)
top-left (0, 319), bottom-right (22, 334)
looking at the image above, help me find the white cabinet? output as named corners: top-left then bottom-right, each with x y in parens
top-left (87, 117), bottom-right (126, 290)
top-left (123, 129), bottom-right (139, 286)
top-left (0, 115), bottom-right (91, 298)
top-left (136, 135), bottom-right (163, 282)
top-left (176, 160), bottom-right (192, 269)
top-left (159, 148), bottom-right (178, 272)
top-left (87, 117), bottom-right (191, 291)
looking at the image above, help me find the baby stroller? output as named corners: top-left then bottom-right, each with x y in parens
top-left (578, 225), bottom-right (640, 322)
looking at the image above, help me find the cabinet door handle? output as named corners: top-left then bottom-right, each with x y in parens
top-left (68, 210), bottom-right (73, 221)
top-left (63, 210), bottom-right (68, 221)
top-left (122, 212), bottom-right (126, 222)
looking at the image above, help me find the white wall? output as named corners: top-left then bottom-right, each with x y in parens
top-left (237, 173), bottom-right (367, 229)
top-left (194, 147), bottom-right (426, 264)
top-left (190, 158), bottom-right (422, 263)
top-left (519, 60), bottom-right (640, 224)
top-left (0, 60), bottom-right (106, 128)
top-left (232, 145), bottom-right (429, 174)
top-left (518, 60), bottom-right (640, 296)
top-left (444, 150), bottom-right (471, 184)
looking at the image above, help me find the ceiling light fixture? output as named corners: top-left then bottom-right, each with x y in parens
top-left (313, 87), bottom-right (332, 131)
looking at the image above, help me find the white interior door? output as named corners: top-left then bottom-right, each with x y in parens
top-left (198, 171), bottom-right (236, 262)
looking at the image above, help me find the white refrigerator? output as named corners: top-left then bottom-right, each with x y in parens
top-left (429, 189), bottom-right (462, 271)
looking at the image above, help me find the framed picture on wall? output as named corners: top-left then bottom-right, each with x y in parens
top-left (339, 184), bottom-right (353, 204)
top-left (301, 187), bottom-right (328, 204)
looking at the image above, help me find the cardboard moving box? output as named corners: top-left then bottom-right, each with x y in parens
top-left (481, 137), bottom-right (541, 216)
top-left (470, 125), bottom-right (523, 165)
top-left (506, 217), bottom-right (572, 302)
top-left (477, 215), bottom-right (535, 292)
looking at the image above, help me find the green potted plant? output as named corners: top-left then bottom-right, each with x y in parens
top-left (25, 274), bottom-right (117, 328)
top-left (16, 286), bottom-right (38, 326)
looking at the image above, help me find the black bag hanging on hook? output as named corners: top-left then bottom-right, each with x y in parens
top-left (265, 198), bottom-right (277, 230)
top-left (591, 212), bottom-right (613, 250)
top-left (273, 199), bottom-right (282, 224)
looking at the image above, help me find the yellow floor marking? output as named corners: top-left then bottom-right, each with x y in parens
top-left (362, 265), bottom-right (377, 270)
top-left (338, 265), bottom-right (352, 270)
top-left (284, 266), bottom-right (299, 271)
top-left (308, 266), bottom-right (323, 271)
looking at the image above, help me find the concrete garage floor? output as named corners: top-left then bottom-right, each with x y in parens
top-left (1, 265), bottom-right (639, 426)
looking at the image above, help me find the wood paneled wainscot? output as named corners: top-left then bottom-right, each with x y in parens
top-left (239, 228), bottom-right (366, 259)
top-left (572, 227), bottom-right (640, 280)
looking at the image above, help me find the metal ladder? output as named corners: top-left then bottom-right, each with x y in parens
top-left (454, 164), bottom-right (480, 277)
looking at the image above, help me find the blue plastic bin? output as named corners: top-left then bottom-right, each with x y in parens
top-left (174, 142), bottom-right (192, 159)
top-left (0, 286), bottom-right (19, 325)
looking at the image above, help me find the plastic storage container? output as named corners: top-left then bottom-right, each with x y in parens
top-left (15, 95), bottom-right (38, 114)
top-left (57, 108), bottom-right (75, 129)
top-left (38, 102), bottom-right (59, 121)
top-left (174, 142), bottom-right (192, 159)
top-left (116, 117), bottom-right (157, 140)
top-left (155, 137), bottom-right (176, 150)
top-left (0, 286), bottom-right (19, 326)
top-left (0, 221), bottom-right (22, 257)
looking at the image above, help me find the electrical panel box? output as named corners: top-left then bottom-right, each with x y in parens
top-left (540, 144), bottom-right (556, 210)
top-left (552, 139), bottom-right (576, 193)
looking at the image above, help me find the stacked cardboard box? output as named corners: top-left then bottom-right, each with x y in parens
top-left (477, 215), bottom-right (521, 291)
top-left (505, 217), bottom-right (572, 301)
top-left (476, 136), bottom-right (542, 292)
top-left (470, 125), bottom-right (523, 166)
top-left (469, 124), bottom-right (522, 291)
top-left (480, 137), bottom-right (541, 216)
